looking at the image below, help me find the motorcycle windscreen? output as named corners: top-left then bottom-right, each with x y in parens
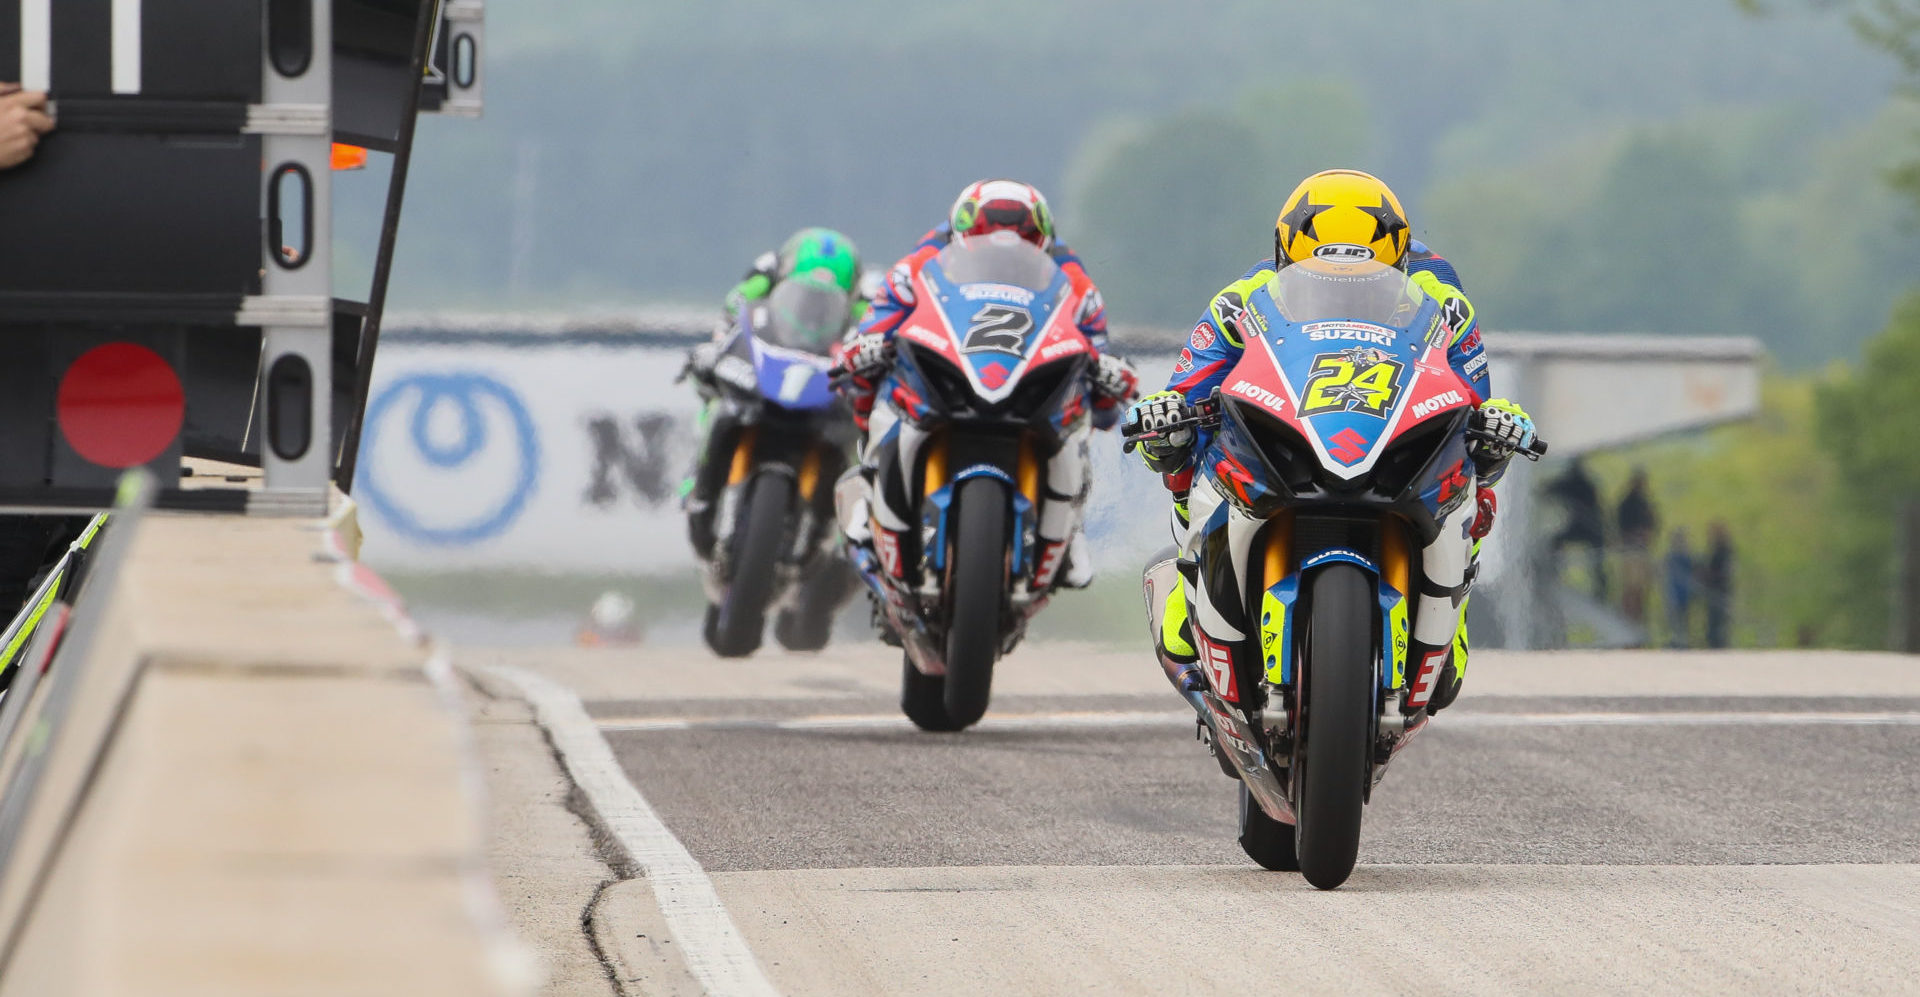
top-left (757, 277), bottom-right (849, 356)
top-left (919, 238), bottom-right (1071, 400)
top-left (1230, 260), bottom-right (1474, 480)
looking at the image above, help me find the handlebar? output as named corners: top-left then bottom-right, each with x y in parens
top-left (1467, 427), bottom-right (1550, 461)
top-left (1120, 396), bottom-right (1222, 454)
top-left (1123, 393), bottom-right (1551, 461)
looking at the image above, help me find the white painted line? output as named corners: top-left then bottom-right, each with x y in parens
top-left (596, 709), bottom-right (1920, 735)
top-left (1448, 711), bottom-right (1920, 728)
top-left (20, 0), bottom-right (50, 93)
top-left (485, 665), bottom-right (780, 997)
top-left (110, 0), bottom-right (141, 94)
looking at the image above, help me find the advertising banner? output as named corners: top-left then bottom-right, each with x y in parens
top-left (354, 333), bottom-right (1175, 576)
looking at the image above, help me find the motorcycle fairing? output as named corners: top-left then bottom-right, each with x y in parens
top-left (1223, 286), bottom-right (1475, 481)
top-left (1382, 583), bottom-right (1409, 692)
top-left (748, 335), bottom-right (836, 411)
top-left (909, 254), bottom-right (1083, 406)
top-left (1258, 576), bottom-right (1299, 685)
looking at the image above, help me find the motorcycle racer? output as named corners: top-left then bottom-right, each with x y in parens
top-left (1130, 169), bottom-right (1536, 713)
top-left (720, 227), bottom-right (869, 328)
top-left (682, 227), bottom-right (864, 557)
top-left (838, 179), bottom-right (1141, 589)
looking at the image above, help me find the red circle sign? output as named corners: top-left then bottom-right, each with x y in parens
top-left (56, 343), bottom-right (186, 469)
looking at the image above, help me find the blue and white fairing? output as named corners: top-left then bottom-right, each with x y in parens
top-left (747, 335), bottom-right (836, 411)
top-left (730, 278), bottom-right (848, 412)
top-left (1220, 263), bottom-right (1476, 481)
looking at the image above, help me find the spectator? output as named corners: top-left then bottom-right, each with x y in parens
top-left (0, 85), bottom-right (53, 169)
top-left (1664, 527), bottom-right (1694, 649)
top-left (1546, 456), bottom-right (1609, 598)
top-left (1702, 520), bottom-right (1735, 649)
top-left (1616, 467), bottom-right (1659, 629)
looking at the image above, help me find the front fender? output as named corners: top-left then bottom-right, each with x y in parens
top-left (1260, 546), bottom-right (1405, 694)
top-left (925, 463), bottom-right (1031, 576)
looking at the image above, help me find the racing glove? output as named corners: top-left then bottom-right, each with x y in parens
top-left (1468, 398), bottom-right (1535, 480)
top-left (840, 331), bottom-right (890, 378)
top-left (1125, 390), bottom-right (1195, 475)
top-left (1092, 354), bottom-right (1141, 407)
top-left (1470, 486), bottom-right (1497, 540)
top-left (681, 340), bottom-right (723, 398)
top-left (837, 331), bottom-right (892, 430)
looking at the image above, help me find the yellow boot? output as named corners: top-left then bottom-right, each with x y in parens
top-left (1160, 585), bottom-right (1197, 663)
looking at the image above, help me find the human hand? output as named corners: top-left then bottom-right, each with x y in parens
top-left (0, 88), bottom-right (54, 169)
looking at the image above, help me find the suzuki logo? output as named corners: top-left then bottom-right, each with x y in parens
top-left (1328, 428), bottom-right (1370, 464)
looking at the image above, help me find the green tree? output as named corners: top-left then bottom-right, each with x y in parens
top-left (1429, 124), bottom-right (1802, 343)
top-left (1812, 291), bottom-right (1920, 644)
top-left (1062, 82), bottom-right (1372, 327)
top-left (1740, 0), bottom-right (1920, 208)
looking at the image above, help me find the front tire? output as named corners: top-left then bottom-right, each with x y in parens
top-left (942, 477), bottom-right (1009, 729)
top-left (1237, 783), bottom-right (1299, 871)
top-left (706, 474), bottom-right (793, 658)
top-left (1294, 563), bottom-right (1375, 890)
top-left (901, 653), bottom-right (964, 732)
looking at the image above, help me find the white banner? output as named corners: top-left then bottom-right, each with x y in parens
top-left (355, 340), bottom-right (702, 572)
top-left (353, 337), bottom-right (1178, 576)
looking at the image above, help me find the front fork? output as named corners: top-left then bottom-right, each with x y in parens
top-left (845, 428), bottom-right (1050, 670)
top-left (706, 427), bottom-right (836, 597)
top-left (1166, 508), bottom-right (1433, 799)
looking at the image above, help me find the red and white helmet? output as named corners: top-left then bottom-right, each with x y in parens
top-left (949, 179), bottom-right (1055, 250)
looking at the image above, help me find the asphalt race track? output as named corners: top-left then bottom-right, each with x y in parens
top-left (471, 643), bottom-right (1920, 995)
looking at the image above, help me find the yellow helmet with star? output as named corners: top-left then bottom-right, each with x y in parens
top-left (1274, 169), bottom-right (1411, 270)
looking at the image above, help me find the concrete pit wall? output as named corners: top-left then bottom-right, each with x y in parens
top-left (0, 507), bottom-right (525, 996)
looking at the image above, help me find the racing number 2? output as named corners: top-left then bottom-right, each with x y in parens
top-left (1301, 352), bottom-right (1405, 417)
top-left (962, 304), bottom-right (1034, 354)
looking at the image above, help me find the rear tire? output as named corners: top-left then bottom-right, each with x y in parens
top-left (942, 477), bottom-right (1009, 729)
top-left (901, 654), bottom-right (964, 732)
top-left (706, 474), bottom-right (793, 658)
top-left (1294, 563), bottom-right (1375, 890)
top-left (1237, 783), bottom-right (1300, 871)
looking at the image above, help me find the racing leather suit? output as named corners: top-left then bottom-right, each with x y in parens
top-left (1157, 241), bottom-right (1500, 711)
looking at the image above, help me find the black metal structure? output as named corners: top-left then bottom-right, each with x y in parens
top-left (0, 0), bottom-right (483, 514)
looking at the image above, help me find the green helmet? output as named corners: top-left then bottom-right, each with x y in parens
top-left (778, 227), bottom-right (861, 297)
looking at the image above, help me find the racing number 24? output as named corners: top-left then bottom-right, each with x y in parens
top-left (1301, 353), bottom-right (1404, 417)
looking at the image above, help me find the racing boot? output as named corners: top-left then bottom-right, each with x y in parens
top-left (1426, 597), bottom-right (1472, 713)
top-left (1427, 538), bottom-right (1485, 714)
top-left (1059, 530), bottom-right (1095, 589)
top-left (1403, 640), bottom-right (1457, 715)
top-left (1159, 585), bottom-right (1198, 665)
top-left (684, 495), bottom-right (718, 561)
top-left (833, 466), bottom-right (874, 546)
